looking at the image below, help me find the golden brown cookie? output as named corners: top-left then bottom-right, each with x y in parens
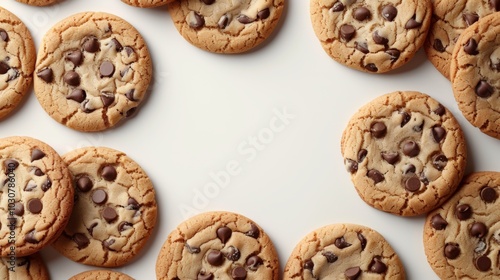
top-left (121, 0), bottom-right (172, 8)
top-left (69, 269), bottom-right (134, 280)
top-left (15, 0), bottom-right (59, 6)
top-left (0, 253), bottom-right (50, 279)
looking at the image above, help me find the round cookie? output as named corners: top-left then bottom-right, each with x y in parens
top-left (310, 0), bottom-right (432, 73)
top-left (0, 7), bottom-right (36, 120)
top-left (0, 136), bottom-right (74, 257)
top-left (53, 147), bottom-right (157, 267)
top-left (450, 13), bottom-right (500, 140)
top-left (122, 0), bottom-right (172, 8)
top-left (0, 253), bottom-right (50, 279)
top-left (15, 0), bottom-right (59, 6)
top-left (340, 91), bottom-right (467, 216)
top-left (156, 211), bottom-right (279, 280)
top-left (34, 12), bottom-right (152, 132)
top-left (70, 269), bottom-right (133, 280)
top-left (424, 0), bottom-right (499, 79)
top-left (423, 172), bottom-right (500, 279)
top-left (167, 0), bottom-right (285, 53)
top-left (283, 223), bottom-right (405, 279)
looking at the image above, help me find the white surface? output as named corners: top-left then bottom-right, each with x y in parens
top-left (1, 1), bottom-right (499, 279)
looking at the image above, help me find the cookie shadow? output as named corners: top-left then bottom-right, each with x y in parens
top-left (383, 48), bottom-right (430, 76)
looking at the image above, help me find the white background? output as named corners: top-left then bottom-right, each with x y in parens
top-left (2, 0), bottom-right (499, 279)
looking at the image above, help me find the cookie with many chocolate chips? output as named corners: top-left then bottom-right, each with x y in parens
top-left (310, 0), bottom-right (432, 73)
top-left (0, 136), bottom-right (74, 257)
top-left (0, 7), bottom-right (36, 121)
top-left (284, 223), bottom-right (405, 279)
top-left (341, 91), bottom-right (467, 216)
top-left (34, 12), bottom-right (152, 132)
top-left (156, 211), bottom-right (279, 279)
top-left (424, 172), bottom-right (500, 279)
top-left (425, 0), bottom-right (499, 79)
top-left (451, 12), bottom-right (500, 140)
top-left (122, 0), bottom-right (172, 8)
top-left (167, 0), bottom-right (285, 53)
top-left (69, 269), bottom-right (133, 280)
top-left (0, 253), bottom-right (50, 279)
top-left (53, 147), bottom-right (157, 267)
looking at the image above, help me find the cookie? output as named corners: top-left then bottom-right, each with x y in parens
top-left (423, 172), bottom-right (500, 279)
top-left (0, 7), bottom-right (36, 121)
top-left (167, 0), bottom-right (285, 53)
top-left (340, 91), bottom-right (467, 216)
top-left (156, 211), bottom-right (279, 279)
top-left (53, 147), bottom-right (157, 267)
top-left (0, 253), bottom-right (50, 279)
top-left (283, 223), bottom-right (405, 279)
top-left (424, 0), bottom-right (499, 79)
top-left (34, 12), bottom-right (153, 132)
top-left (310, 0), bottom-right (432, 73)
top-left (450, 12), bottom-right (500, 140)
top-left (122, 0), bottom-right (172, 8)
top-left (15, 0), bottom-right (59, 6)
top-left (0, 136), bottom-right (74, 257)
top-left (69, 269), bottom-right (133, 280)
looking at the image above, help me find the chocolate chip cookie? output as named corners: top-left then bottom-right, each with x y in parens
top-left (341, 91), bottom-right (467, 216)
top-left (425, 0), bottom-right (499, 79)
top-left (15, 0), bottom-right (59, 6)
top-left (53, 147), bottom-right (157, 267)
top-left (167, 0), bottom-right (285, 53)
top-left (0, 253), bottom-right (50, 279)
top-left (284, 223), bottom-right (406, 279)
top-left (122, 0), bottom-right (172, 8)
top-left (424, 172), bottom-right (500, 279)
top-left (69, 269), bottom-right (133, 280)
top-left (156, 211), bottom-right (279, 280)
top-left (34, 12), bottom-right (152, 132)
top-left (310, 0), bottom-right (432, 73)
top-left (450, 12), bottom-right (500, 140)
top-left (0, 136), bottom-right (74, 257)
top-left (0, 7), bottom-right (36, 121)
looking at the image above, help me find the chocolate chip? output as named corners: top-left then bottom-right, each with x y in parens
top-left (225, 246), bottom-right (241, 261)
top-left (92, 189), bottom-right (108, 205)
top-left (186, 243), bottom-right (201, 254)
top-left (27, 198), bottom-right (43, 214)
top-left (405, 16), bottom-right (422, 29)
top-left (431, 214), bottom-right (448, 230)
top-left (246, 224), bottom-right (260, 238)
top-left (364, 63), bottom-right (378, 72)
top-left (14, 202), bottom-right (24, 216)
top-left (402, 140), bottom-right (420, 157)
top-left (257, 8), bottom-right (270, 20)
top-left (345, 159), bottom-right (358, 173)
top-left (246, 255), bottom-right (263, 271)
top-left (218, 15), bottom-right (230, 29)
top-left (111, 38), bottom-right (123, 51)
top-left (118, 221), bottom-right (133, 232)
top-left (491, 0), bottom-right (500, 11)
top-left (456, 204), bottom-right (472, 220)
top-left (120, 66), bottom-right (130, 77)
top-left (464, 38), bottom-right (478, 55)
top-left (331, 1), bottom-right (344, 12)
top-left (207, 250), bottom-right (224, 266)
top-left (102, 206), bottom-right (118, 223)
top-left (432, 126), bottom-right (446, 142)
top-left (100, 92), bottom-right (115, 107)
top-left (354, 7), bottom-right (371, 21)
top-left (87, 222), bottom-right (98, 236)
top-left (444, 243), bottom-right (460, 259)
top-left (128, 198), bottom-right (140, 210)
top-left (399, 111), bottom-right (411, 127)
top-left (25, 230), bottom-right (38, 244)
top-left (124, 47), bottom-right (134, 56)
top-left (345, 266), bottom-right (361, 279)
top-left (103, 239), bottom-right (116, 250)
top-left (386, 49), bottom-right (400, 61)
top-left (231, 266), bottom-right (247, 280)
top-left (475, 255), bottom-right (491, 271)
top-left (470, 222), bottom-right (488, 238)
top-left (125, 89), bottom-right (136, 101)
top-left (382, 151), bottom-right (399, 164)
top-left (357, 232), bottom-right (367, 250)
top-left (30, 149), bottom-right (45, 162)
top-left (197, 272), bottom-right (213, 280)
top-left (322, 251), bottom-right (338, 263)
top-left (475, 80), bottom-right (494, 98)
top-left (237, 14), bottom-right (255, 24)
top-left (373, 31), bottom-right (388, 45)
top-left (405, 175), bottom-right (421, 192)
top-left (0, 29), bottom-right (8, 41)
top-left (413, 121), bottom-right (424, 132)
top-left (432, 154), bottom-right (448, 171)
top-left (0, 62), bottom-right (9, 75)
top-left (434, 104), bottom-right (446, 116)
top-left (64, 71), bottom-right (81, 86)
top-left (463, 13), bottom-right (479, 26)
top-left (340, 24), bottom-right (356, 41)
top-left (66, 50), bottom-right (83, 67)
top-left (33, 168), bottom-right (44, 176)
top-left (126, 107), bottom-right (137, 118)
top-left (358, 149), bottom-right (368, 162)
top-left (369, 257), bottom-right (387, 274)
top-left (367, 169), bottom-right (384, 183)
top-left (100, 61), bottom-right (115, 77)
top-left (480, 186), bottom-right (497, 203)
top-left (17, 258), bottom-right (30, 267)
top-left (434, 39), bottom-right (446, 52)
top-left (41, 178), bottom-right (51, 191)
top-left (83, 36), bottom-right (100, 52)
top-left (335, 236), bottom-right (351, 249)
top-left (381, 5), bottom-right (397, 21)
top-left (201, 0), bottom-right (215, 4)
top-left (403, 164), bottom-right (416, 174)
top-left (370, 122), bottom-right (386, 138)
top-left (355, 42), bottom-right (369, 54)
top-left (72, 233), bottom-right (89, 249)
top-left (37, 68), bottom-right (53, 83)
top-left (217, 226), bottom-right (232, 243)
top-left (67, 89), bottom-right (86, 103)
top-left (101, 165), bottom-right (117, 181)
top-left (420, 172), bottom-right (430, 185)
top-left (304, 259), bottom-right (314, 270)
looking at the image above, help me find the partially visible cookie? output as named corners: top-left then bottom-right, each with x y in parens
top-left (167, 0), bottom-right (285, 53)
top-left (0, 136), bottom-right (74, 257)
top-left (34, 12), bottom-right (152, 132)
top-left (0, 253), bottom-right (50, 279)
top-left (341, 91), bottom-right (467, 216)
top-left (425, 0), bottom-right (499, 79)
top-left (0, 7), bottom-right (36, 120)
top-left (69, 269), bottom-right (133, 280)
top-left (310, 0), bottom-right (432, 73)
top-left (450, 12), bottom-right (500, 140)
top-left (156, 211), bottom-right (279, 279)
top-left (424, 172), bottom-right (500, 279)
top-left (121, 0), bottom-right (172, 8)
top-left (53, 147), bottom-right (157, 267)
top-left (15, 0), bottom-right (59, 6)
top-left (284, 223), bottom-right (405, 279)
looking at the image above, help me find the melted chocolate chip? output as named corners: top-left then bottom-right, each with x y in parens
top-left (444, 243), bottom-right (460, 259)
top-left (118, 221), bottom-right (133, 232)
top-left (207, 250), bottom-right (224, 266)
top-left (364, 63), bottom-right (378, 72)
top-left (434, 39), bottom-right (446, 52)
top-left (125, 89), bottom-right (136, 101)
top-left (432, 154), bottom-right (448, 171)
top-left (111, 38), bottom-right (123, 51)
top-left (37, 68), bottom-right (53, 83)
top-left (225, 246), bottom-right (241, 261)
top-left (402, 140), bottom-right (420, 157)
top-left (218, 15), bottom-right (230, 29)
top-left (381, 5), bottom-right (397, 21)
top-left (128, 198), bottom-right (140, 210)
top-left (434, 104), bottom-right (446, 116)
top-left (335, 236), bottom-right (352, 249)
top-left (25, 230), bottom-right (38, 244)
top-left (0, 62), bottom-right (9, 75)
top-left (370, 122), bottom-right (387, 138)
top-left (405, 16), bottom-right (422, 29)
top-left (322, 251), bottom-right (338, 263)
top-left (456, 204), bottom-right (472, 220)
top-left (463, 13), bottom-right (479, 26)
top-left (92, 189), bottom-right (108, 205)
top-left (101, 165), bottom-right (117, 181)
top-left (358, 149), bottom-right (368, 162)
top-left (257, 8), bottom-right (270, 20)
top-left (475, 255), bottom-right (491, 271)
top-left (369, 257), bottom-right (387, 274)
top-left (0, 29), bottom-right (8, 42)
top-left (102, 207), bottom-right (118, 223)
top-left (464, 38), bottom-right (478, 55)
top-left (403, 164), bottom-right (416, 174)
top-left (201, 0), bottom-right (215, 4)
top-left (237, 14), bottom-right (255, 24)
top-left (345, 159), bottom-right (358, 173)
top-left (432, 126), bottom-right (446, 142)
top-left (126, 107), bottom-right (137, 118)
top-left (31, 149), bottom-right (45, 162)
top-left (431, 214), bottom-right (448, 230)
top-left (4, 159), bottom-right (18, 171)
top-left (246, 224), bottom-right (260, 238)
top-left (41, 178), bottom-right (51, 191)
top-left (83, 36), bottom-right (100, 52)
top-left (100, 92), bottom-right (115, 107)
top-left (186, 243), bottom-right (201, 254)
top-left (480, 186), bottom-right (497, 203)
top-left (386, 49), bottom-right (400, 61)
top-left (103, 239), bottom-right (115, 250)
top-left (27, 199), bottom-right (43, 214)
top-left (33, 167), bottom-right (44, 176)
top-left (470, 222), bottom-right (488, 238)
top-left (358, 232), bottom-right (367, 250)
top-left (345, 266), bottom-right (361, 279)
top-left (217, 226), bottom-right (232, 243)
top-left (354, 7), bottom-right (371, 21)
top-left (231, 267), bottom-right (247, 280)
top-left (355, 42), bottom-right (369, 53)
top-left (14, 202), bottom-right (24, 216)
top-left (491, 0), bottom-right (500, 11)
top-left (340, 25), bottom-right (356, 41)
top-left (475, 80), bottom-right (494, 98)
top-left (405, 175), bottom-right (421, 192)
top-left (373, 31), bottom-right (388, 45)
top-left (67, 89), bottom-right (86, 103)
top-left (87, 222), bottom-right (98, 236)
top-left (246, 255), bottom-right (263, 271)
top-left (100, 61), bottom-right (115, 77)
top-left (66, 50), bottom-right (83, 67)
top-left (382, 151), bottom-right (399, 164)
top-left (399, 111), bottom-right (411, 127)
top-left (197, 272), bottom-right (213, 280)
top-left (367, 169), bottom-right (384, 183)
top-left (73, 233), bottom-right (90, 249)
top-left (304, 259), bottom-right (314, 270)
top-left (64, 71), bottom-right (81, 86)
top-left (331, 1), bottom-right (344, 12)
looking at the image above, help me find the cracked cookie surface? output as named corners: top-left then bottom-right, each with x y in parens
top-left (341, 91), bottom-right (467, 216)
top-left (0, 252), bottom-right (50, 279)
top-left (167, 0), bottom-right (285, 53)
top-left (122, 0), bottom-right (173, 8)
top-left (15, 0), bottom-right (59, 6)
top-left (34, 12), bottom-right (152, 132)
top-left (69, 269), bottom-right (133, 280)
top-left (0, 7), bottom-right (35, 121)
top-left (310, 0), bottom-right (431, 73)
top-left (283, 223), bottom-right (405, 280)
top-left (424, 172), bottom-right (500, 279)
top-left (450, 12), bottom-right (500, 140)
top-left (0, 136), bottom-right (74, 257)
top-left (156, 211), bottom-right (279, 280)
top-left (53, 146), bottom-right (157, 267)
